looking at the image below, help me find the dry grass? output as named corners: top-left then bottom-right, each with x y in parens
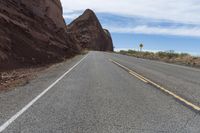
top-left (118, 50), bottom-right (200, 68)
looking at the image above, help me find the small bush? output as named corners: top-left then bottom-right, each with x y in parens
top-left (157, 51), bottom-right (179, 59)
top-left (117, 49), bottom-right (200, 67)
top-left (180, 53), bottom-right (189, 57)
top-left (119, 50), bottom-right (127, 55)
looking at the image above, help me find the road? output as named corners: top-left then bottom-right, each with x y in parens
top-left (0, 51), bottom-right (200, 133)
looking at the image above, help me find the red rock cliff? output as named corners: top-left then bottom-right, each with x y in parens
top-left (18, 0), bottom-right (65, 28)
top-left (0, 0), bottom-right (79, 71)
top-left (67, 9), bottom-right (114, 51)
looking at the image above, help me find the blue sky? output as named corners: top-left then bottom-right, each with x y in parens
top-left (61, 0), bottom-right (200, 55)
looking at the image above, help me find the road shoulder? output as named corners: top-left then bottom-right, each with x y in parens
top-left (0, 53), bottom-right (86, 126)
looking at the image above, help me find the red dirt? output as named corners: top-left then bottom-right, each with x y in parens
top-left (0, 67), bottom-right (45, 91)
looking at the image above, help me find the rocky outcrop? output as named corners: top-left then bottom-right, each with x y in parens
top-left (67, 9), bottom-right (114, 51)
top-left (17, 0), bottom-right (66, 29)
top-left (0, 0), bottom-right (79, 71)
top-left (0, 1), bottom-right (114, 72)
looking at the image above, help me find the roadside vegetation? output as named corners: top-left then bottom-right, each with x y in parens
top-left (118, 50), bottom-right (200, 68)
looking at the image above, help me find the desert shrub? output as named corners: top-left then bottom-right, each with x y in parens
top-left (157, 52), bottom-right (167, 58)
top-left (180, 53), bottom-right (190, 57)
top-left (142, 51), bottom-right (154, 58)
top-left (156, 51), bottom-right (179, 59)
top-left (127, 50), bottom-right (137, 54)
top-left (119, 50), bottom-right (128, 55)
top-left (117, 49), bottom-right (200, 67)
top-left (119, 50), bottom-right (192, 61)
top-left (167, 53), bottom-right (179, 59)
top-left (193, 57), bottom-right (198, 60)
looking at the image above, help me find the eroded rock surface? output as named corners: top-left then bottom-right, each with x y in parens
top-left (67, 9), bottom-right (114, 51)
top-left (0, 1), bottom-right (114, 72)
top-left (0, 0), bottom-right (79, 71)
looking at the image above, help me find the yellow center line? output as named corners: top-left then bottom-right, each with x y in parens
top-left (129, 71), bottom-right (148, 83)
top-left (109, 58), bottom-right (200, 111)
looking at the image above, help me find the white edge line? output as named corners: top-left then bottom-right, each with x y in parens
top-left (0, 54), bottom-right (88, 132)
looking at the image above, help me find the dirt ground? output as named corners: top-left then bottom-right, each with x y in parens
top-left (0, 67), bottom-right (46, 91)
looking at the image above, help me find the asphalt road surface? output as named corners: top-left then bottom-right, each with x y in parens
top-left (0, 51), bottom-right (200, 133)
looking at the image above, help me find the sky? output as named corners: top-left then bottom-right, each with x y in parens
top-left (60, 0), bottom-right (200, 55)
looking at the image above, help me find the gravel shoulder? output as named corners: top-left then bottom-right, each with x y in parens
top-left (0, 53), bottom-right (86, 125)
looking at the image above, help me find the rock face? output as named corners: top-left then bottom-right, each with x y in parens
top-left (0, 0), bottom-right (79, 71)
top-left (17, 0), bottom-right (66, 28)
top-left (67, 9), bottom-right (114, 51)
top-left (0, 2), bottom-right (114, 71)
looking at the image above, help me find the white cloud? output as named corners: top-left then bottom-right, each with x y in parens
top-left (114, 48), bottom-right (161, 53)
top-left (61, 0), bottom-right (200, 25)
top-left (60, 0), bottom-right (200, 37)
top-left (63, 13), bottom-right (81, 20)
top-left (109, 25), bottom-right (200, 37)
top-left (114, 48), bottom-right (133, 52)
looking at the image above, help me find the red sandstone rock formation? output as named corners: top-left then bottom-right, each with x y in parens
top-left (67, 9), bottom-right (114, 51)
top-left (0, 2), bottom-right (114, 72)
top-left (0, 0), bottom-right (79, 71)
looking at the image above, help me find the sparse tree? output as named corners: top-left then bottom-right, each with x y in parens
top-left (139, 43), bottom-right (143, 52)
